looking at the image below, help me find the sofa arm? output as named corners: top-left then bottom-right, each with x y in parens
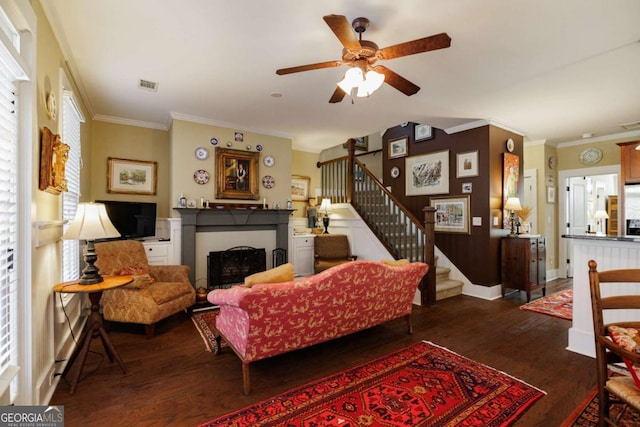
top-left (148, 265), bottom-right (190, 284)
top-left (208, 286), bottom-right (252, 307)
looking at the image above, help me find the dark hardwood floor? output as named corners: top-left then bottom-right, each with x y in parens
top-left (51, 278), bottom-right (593, 427)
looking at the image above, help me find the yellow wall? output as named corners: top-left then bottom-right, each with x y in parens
top-left (291, 150), bottom-right (321, 218)
top-left (169, 119), bottom-right (293, 216)
top-left (90, 121), bottom-right (170, 215)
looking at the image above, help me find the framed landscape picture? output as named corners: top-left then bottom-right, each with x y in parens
top-left (107, 157), bottom-right (157, 195)
top-left (291, 175), bottom-right (310, 201)
top-left (430, 195), bottom-right (471, 234)
top-left (389, 137), bottom-right (408, 159)
top-left (405, 150), bottom-right (449, 196)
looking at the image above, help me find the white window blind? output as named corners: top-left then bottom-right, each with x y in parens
top-left (61, 92), bottom-right (83, 282)
top-left (0, 54), bottom-right (18, 403)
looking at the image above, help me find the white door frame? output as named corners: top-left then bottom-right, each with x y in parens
top-left (558, 164), bottom-right (620, 278)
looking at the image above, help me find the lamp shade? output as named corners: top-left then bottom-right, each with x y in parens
top-left (356, 70), bottom-right (385, 97)
top-left (63, 203), bottom-right (121, 241)
top-left (319, 198), bottom-right (332, 213)
top-left (594, 210), bottom-right (609, 220)
top-left (337, 67), bottom-right (363, 94)
top-left (504, 197), bottom-right (522, 211)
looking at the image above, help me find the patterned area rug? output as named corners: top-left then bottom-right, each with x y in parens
top-left (199, 340), bottom-right (545, 427)
top-left (560, 386), bottom-right (640, 426)
top-left (520, 288), bottom-right (573, 320)
top-left (191, 310), bottom-right (226, 352)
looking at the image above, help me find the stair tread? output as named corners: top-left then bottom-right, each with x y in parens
top-left (436, 279), bottom-right (464, 291)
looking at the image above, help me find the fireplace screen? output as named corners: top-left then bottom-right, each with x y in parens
top-left (207, 246), bottom-right (266, 289)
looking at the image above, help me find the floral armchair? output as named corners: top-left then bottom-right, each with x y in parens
top-left (95, 240), bottom-right (195, 338)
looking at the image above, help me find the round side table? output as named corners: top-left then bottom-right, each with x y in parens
top-left (53, 275), bottom-right (132, 394)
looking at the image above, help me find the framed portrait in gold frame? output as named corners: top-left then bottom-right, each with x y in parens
top-left (215, 148), bottom-right (260, 200)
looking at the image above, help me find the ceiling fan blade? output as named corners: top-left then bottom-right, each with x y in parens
top-left (329, 86), bottom-right (346, 103)
top-left (373, 65), bottom-right (420, 96)
top-left (276, 60), bottom-right (342, 75)
top-left (323, 14), bottom-right (361, 51)
top-left (378, 33), bottom-right (451, 60)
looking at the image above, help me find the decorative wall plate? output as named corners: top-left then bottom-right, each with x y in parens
top-left (262, 175), bottom-right (275, 188)
top-left (263, 155), bottom-right (275, 167)
top-left (506, 138), bottom-right (515, 153)
top-left (210, 137), bottom-right (219, 146)
top-left (193, 169), bottom-right (209, 184)
top-left (195, 147), bottom-right (209, 160)
top-left (391, 166), bottom-right (400, 178)
top-left (579, 147), bottom-right (603, 165)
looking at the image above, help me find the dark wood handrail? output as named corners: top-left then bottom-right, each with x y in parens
top-left (354, 158), bottom-right (426, 233)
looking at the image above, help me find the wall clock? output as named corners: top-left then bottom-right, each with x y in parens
top-left (506, 138), bottom-right (515, 153)
top-left (195, 147), bottom-right (209, 160)
top-left (262, 175), bottom-right (275, 188)
top-left (193, 169), bottom-right (209, 184)
top-left (263, 155), bottom-right (275, 167)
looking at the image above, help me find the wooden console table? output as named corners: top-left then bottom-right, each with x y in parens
top-left (53, 275), bottom-right (132, 393)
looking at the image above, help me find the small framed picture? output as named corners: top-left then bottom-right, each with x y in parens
top-left (389, 137), bottom-right (408, 159)
top-left (456, 151), bottom-right (479, 178)
top-left (291, 175), bottom-right (310, 201)
top-left (415, 124), bottom-right (433, 141)
top-left (234, 132), bottom-right (244, 142)
top-left (547, 186), bottom-right (556, 204)
top-left (462, 182), bottom-right (472, 193)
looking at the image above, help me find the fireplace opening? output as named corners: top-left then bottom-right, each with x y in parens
top-left (207, 246), bottom-right (266, 289)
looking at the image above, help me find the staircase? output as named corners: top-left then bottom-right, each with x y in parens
top-left (318, 146), bottom-right (464, 303)
top-left (434, 256), bottom-right (464, 300)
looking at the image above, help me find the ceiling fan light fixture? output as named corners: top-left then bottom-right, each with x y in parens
top-left (356, 69), bottom-right (385, 97)
top-left (337, 67), bottom-right (363, 93)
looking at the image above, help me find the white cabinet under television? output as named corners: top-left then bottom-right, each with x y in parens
top-left (142, 218), bottom-right (181, 265)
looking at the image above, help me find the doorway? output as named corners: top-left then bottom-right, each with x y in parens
top-left (558, 165), bottom-right (620, 278)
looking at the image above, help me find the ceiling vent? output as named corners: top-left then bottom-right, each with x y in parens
top-left (138, 79), bottom-right (158, 91)
top-left (620, 121), bottom-right (640, 130)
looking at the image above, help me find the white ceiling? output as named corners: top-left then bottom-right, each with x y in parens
top-left (41, 0), bottom-right (640, 152)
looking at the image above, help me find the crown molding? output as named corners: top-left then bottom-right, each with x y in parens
top-left (169, 112), bottom-right (293, 140)
top-left (93, 114), bottom-right (167, 130)
top-left (444, 119), bottom-right (525, 136)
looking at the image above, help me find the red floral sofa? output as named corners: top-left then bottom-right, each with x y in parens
top-left (207, 260), bottom-right (429, 393)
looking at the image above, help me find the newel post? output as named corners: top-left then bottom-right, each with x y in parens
top-left (422, 206), bottom-right (436, 306)
top-left (346, 138), bottom-right (356, 203)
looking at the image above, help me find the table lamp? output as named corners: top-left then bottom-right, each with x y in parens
top-left (504, 197), bottom-right (522, 236)
top-left (62, 202), bottom-right (121, 284)
top-left (320, 198), bottom-right (332, 234)
top-left (594, 210), bottom-right (609, 236)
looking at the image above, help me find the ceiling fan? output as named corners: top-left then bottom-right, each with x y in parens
top-left (276, 14), bottom-right (451, 103)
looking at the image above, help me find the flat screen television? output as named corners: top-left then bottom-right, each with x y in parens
top-left (95, 200), bottom-right (157, 240)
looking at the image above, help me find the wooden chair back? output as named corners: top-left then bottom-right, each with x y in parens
top-left (588, 259), bottom-right (640, 425)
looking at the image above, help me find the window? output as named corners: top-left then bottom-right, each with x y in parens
top-left (0, 0), bottom-right (32, 405)
top-left (61, 91), bottom-right (83, 282)
top-left (0, 46), bottom-right (18, 404)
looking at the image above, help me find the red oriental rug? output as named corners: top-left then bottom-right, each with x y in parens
top-left (199, 340), bottom-right (545, 427)
top-left (520, 288), bottom-right (573, 320)
top-left (191, 310), bottom-right (226, 352)
top-left (560, 386), bottom-right (640, 426)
